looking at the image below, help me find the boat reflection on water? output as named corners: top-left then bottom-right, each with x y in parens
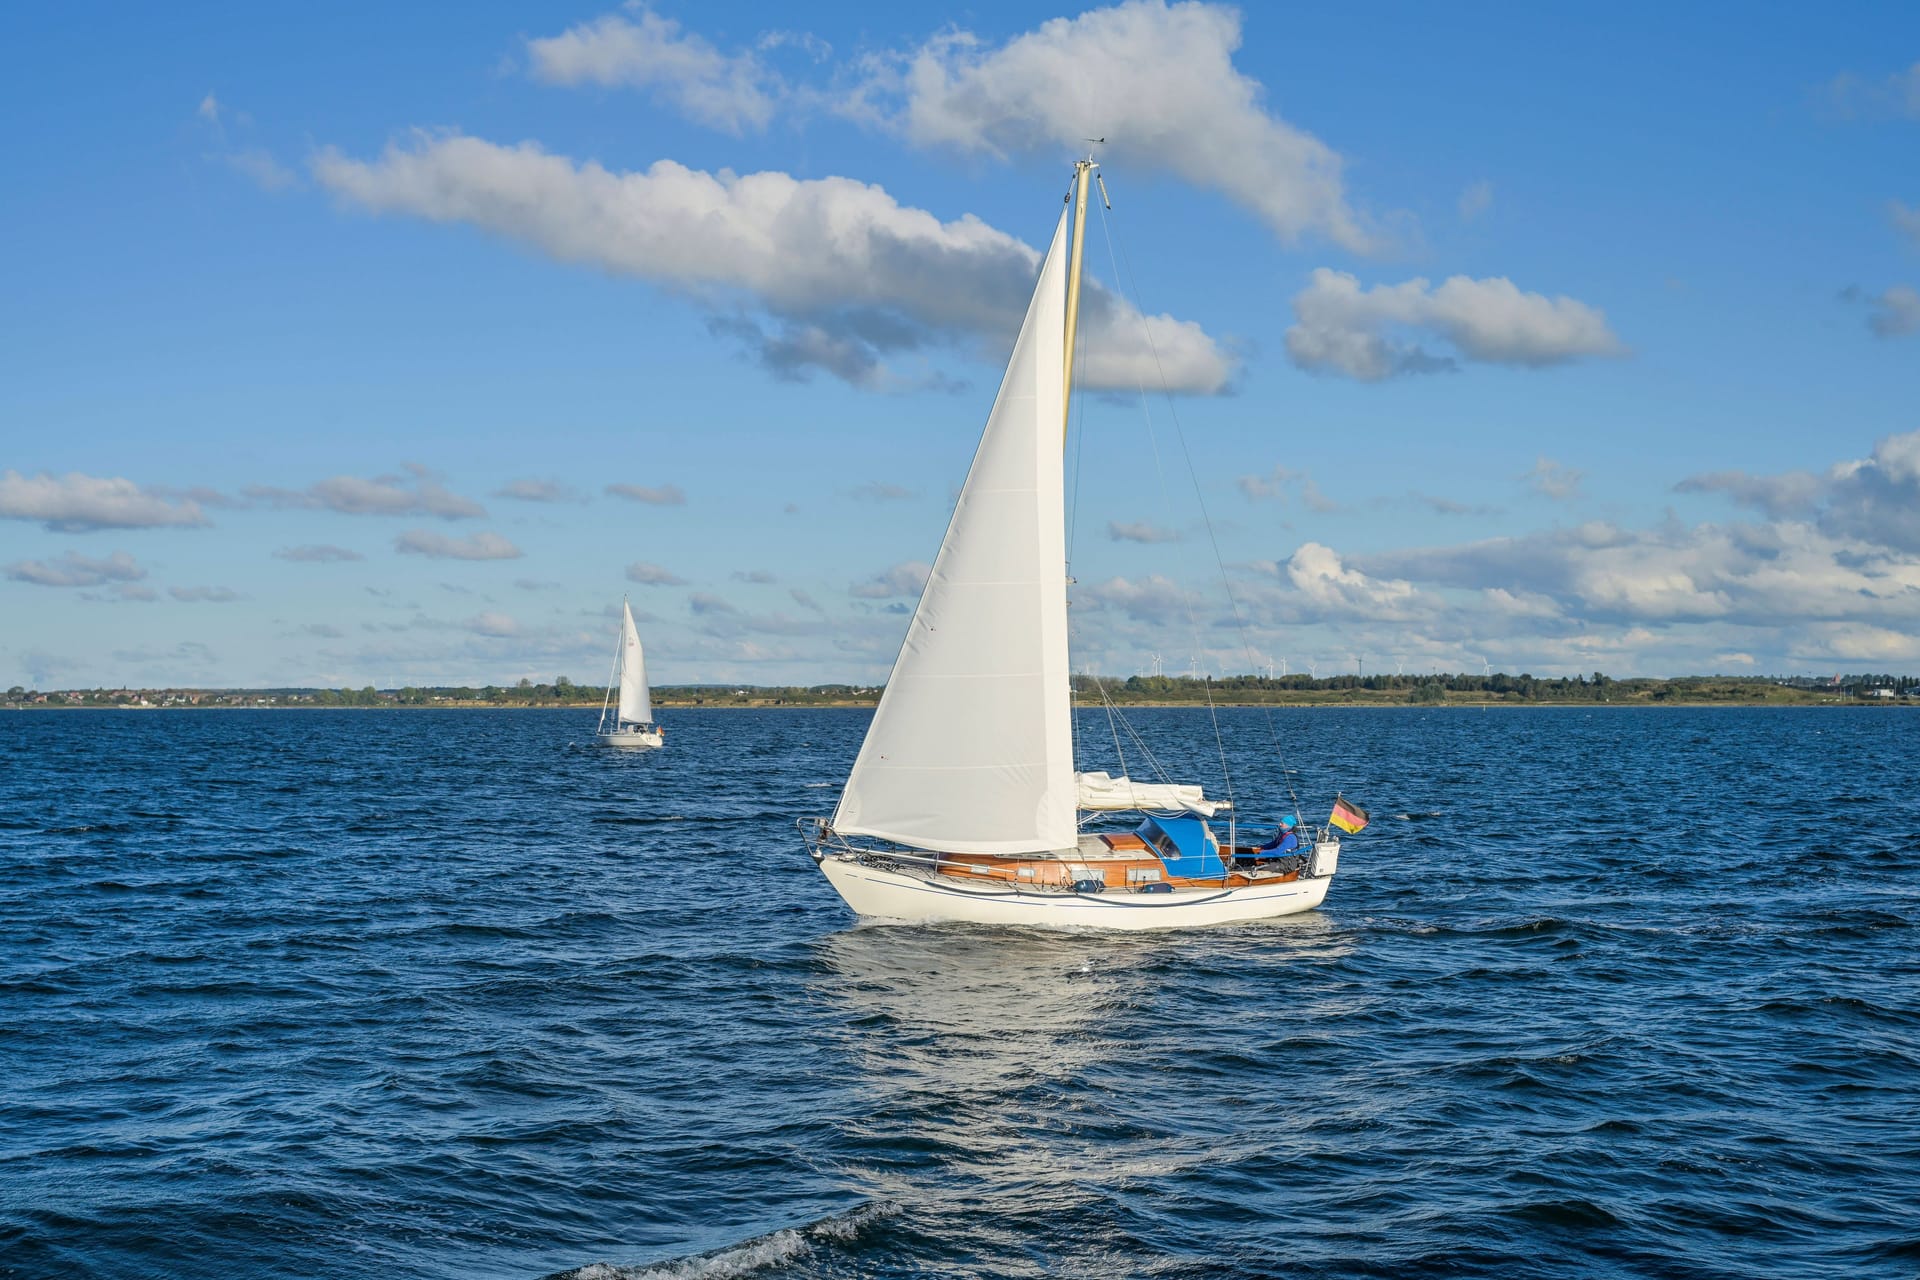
top-left (810, 918), bottom-right (1353, 1276)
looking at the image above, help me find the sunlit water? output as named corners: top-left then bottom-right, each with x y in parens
top-left (1, 706), bottom-right (1914, 1278)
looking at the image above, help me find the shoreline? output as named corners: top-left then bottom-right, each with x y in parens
top-left (8, 700), bottom-right (1907, 712)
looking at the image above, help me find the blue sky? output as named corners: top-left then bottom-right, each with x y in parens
top-left (3, 1), bottom-right (1917, 689)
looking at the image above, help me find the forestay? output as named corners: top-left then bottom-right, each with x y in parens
top-left (617, 601), bottom-right (652, 724)
top-left (832, 211), bottom-right (1074, 856)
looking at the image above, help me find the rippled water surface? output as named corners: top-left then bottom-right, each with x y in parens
top-left (2, 706), bottom-right (1916, 1279)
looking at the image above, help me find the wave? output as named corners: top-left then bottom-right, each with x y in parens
top-left (546, 1202), bottom-right (897, 1280)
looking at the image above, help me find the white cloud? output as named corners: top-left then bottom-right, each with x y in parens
top-left (496, 478), bottom-right (583, 503)
top-left (1674, 469), bottom-right (1824, 518)
top-left (1074, 572), bottom-right (1193, 624)
top-left (274, 544), bottom-right (365, 562)
top-left (1826, 61), bottom-right (1920, 119)
top-left (689, 591), bottom-right (738, 615)
top-left (606, 482), bottom-right (687, 505)
top-left (1285, 269), bottom-right (1624, 380)
top-left (0, 470), bottom-right (211, 532)
top-left (5, 550), bottom-right (147, 588)
top-left (849, 560), bottom-right (931, 599)
top-left (626, 560), bottom-right (686, 586)
top-left (248, 466), bottom-right (485, 519)
top-left (1891, 200), bottom-right (1920, 247)
top-left (851, 0), bottom-right (1383, 252)
top-left (1108, 520), bottom-right (1180, 543)
top-left (1522, 457), bottom-right (1583, 501)
top-left (1458, 180), bottom-right (1493, 222)
top-left (527, 7), bottom-right (779, 134)
top-left (169, 585), bottom-right (242, 603)
top-left (465, 611), bottom-right (521, 637)
top-left (229, 148), bottom-right (298, 192)
top-left (1865, 284), bottom-right (1920, 337)
top-left (1284, 542), bottom-right (1420, 618)
top-left (1681, 429), bottom-right (1920, 553)
top-left (1238, 466), bottom-right (1338, 512)
top-left (198, 92), bottom-right (221, 124)
top-left (311, 133), bottom-right (1232, 393)
top-left (394, 529), bottom-right (522, 560)
top-left (733, 569), bottom-right (777, 584)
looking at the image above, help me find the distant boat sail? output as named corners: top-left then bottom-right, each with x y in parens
top-left (801, 158), bottom-right (1357, 929)
top-left (595, 599), bottom-right (663, 749)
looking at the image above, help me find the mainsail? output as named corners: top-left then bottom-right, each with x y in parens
top-left (831, 211), bottom-right (1074, 856)
top-left (617, 600), bottom-right (652, 724)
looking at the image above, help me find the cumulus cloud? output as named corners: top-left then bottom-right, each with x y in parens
top-left (527, 7), bottom-right (780, 133)
top-left (689, 591), bottom-right (737, 615)
top-left (846, 1), bottom-right (1383, 252)
top-left (1522, 457), bottom-right (1583, 501)
top-left (311, 134), bottom-right (1231, 392)
top-left (169, 585), bottom-right (242, 603)
top-left (496, 478), bottom-right (584, 503)
top-left (733, 569), bottom-right (777, 583)
top-left (849, 560), bottom-right (931, 599)
top-left (0, 470), bottom-right (211, 532)
top-left (1283, 543), bottom-right (1421, 619)
top-left (1680, 430), bottom-right (1920, 553)
top-left (248, 466), bottom-right (485, 519)
top-left (606, 482), bottom-right (687, 505)
top-left (1108, 520), bottom-right (1180, 543)
top-left (1285, 268), bottom-right (1624, 381)
top-left (394, 529), bottom-right (522, 560)
top-left (5, 550), bottom-right (147, 588)
top-left (626, 560), bottom-right (686, 586)
top-left (274, 544), bottom-right (365, 562)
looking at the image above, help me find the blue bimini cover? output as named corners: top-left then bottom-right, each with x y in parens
top-left (1136, 815), bottom-right (1226, 880)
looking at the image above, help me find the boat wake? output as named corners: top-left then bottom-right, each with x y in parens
top-left (544, 1202), bottom-right (898, 1280)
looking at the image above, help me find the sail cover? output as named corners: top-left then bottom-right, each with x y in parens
top-left (1076, 771), bottom-right (1228, 817)
top-left (832, 212), bottom-right (1074, 855)
top-left (618, 601), bottom-right (652, 724)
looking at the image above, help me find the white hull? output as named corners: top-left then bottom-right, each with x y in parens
top-left (595, 727), bottom-right (663, 749)
top-left (816, 854), bottom-right (1331, 931)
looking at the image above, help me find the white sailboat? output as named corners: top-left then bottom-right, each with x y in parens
top-left (802, 160), bottom-right (1360, 929)
top-left (595, 599), bottom-right (663, 749)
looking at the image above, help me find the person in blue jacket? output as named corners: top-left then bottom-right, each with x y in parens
top-left (1255, 815), bottom-right (1302, 856)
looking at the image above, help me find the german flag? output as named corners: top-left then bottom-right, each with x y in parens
top-left (1329, 794), bottom-right (1370, 834)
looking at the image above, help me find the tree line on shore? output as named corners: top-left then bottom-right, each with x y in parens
top-left (7, 672), bottom-right (1916, 708)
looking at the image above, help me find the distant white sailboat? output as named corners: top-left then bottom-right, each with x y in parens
top-left (595, 599), bottom-right (663, 749)
top-left (801, 159), bottom-right (1362, 929)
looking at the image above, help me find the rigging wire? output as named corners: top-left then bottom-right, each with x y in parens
top-left (1094, 188), bottom-right (1309, 830)
top-left (1090, 195), bottom-right (1235, 816)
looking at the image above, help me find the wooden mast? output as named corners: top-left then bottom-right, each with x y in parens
top-left (1061, 156), bottom-right (1094, 442)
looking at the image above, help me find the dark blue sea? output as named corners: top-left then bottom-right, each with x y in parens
top-left (2, 707), bottom-right (1916, 1279)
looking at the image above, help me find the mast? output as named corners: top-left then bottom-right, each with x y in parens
top-left (1060, 156), bottom-right (1095, 442)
